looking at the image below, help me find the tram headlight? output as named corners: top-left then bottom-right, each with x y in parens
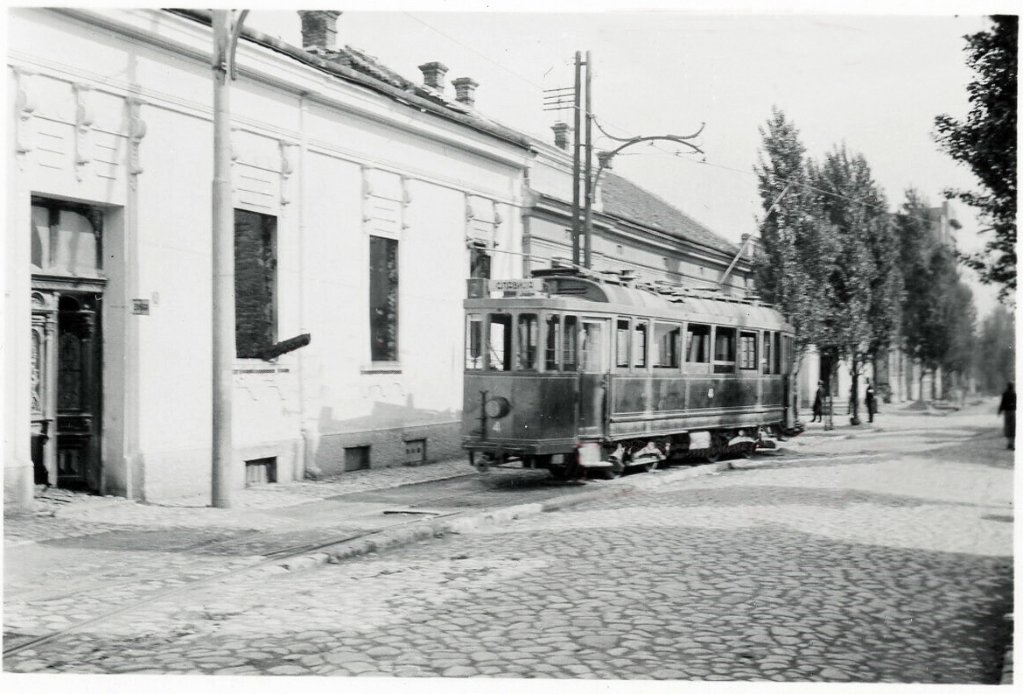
top-left (484, 396), bottom-right (511, 419)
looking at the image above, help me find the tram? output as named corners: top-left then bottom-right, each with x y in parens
top-left (461, 267), bottom-right (801, 479)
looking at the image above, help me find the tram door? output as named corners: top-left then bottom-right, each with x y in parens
top-left (577, 319), bottom-right (610, 437)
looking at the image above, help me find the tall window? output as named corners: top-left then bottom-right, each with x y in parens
top-left (489, 314), bottom-right (512, 371)
top-left (517, 314), bottom-right (538, 370)
top-left (545, 315), bottom-right (561, 371)
top-left (616, 319), bottom-right (630, 368)
top-left (469, 244), bottom-right (491, 279)
top-left (235, 209), bottom-right (277, 358)
top-left (686, 324), bottom-right (710, 363)
top-left (653, 322), bottom-right (681, 369)
top-left (563, 316), bottom-right (578, 371)
top-left (763, 331), bottom-right (773, 374)
top-left (739, 332), bottom-right (758, 370)
top-left (369, 235), bottom-right (399, 362)
top-left (714, 327), bottom-right (736, 374)
top-left (632, 321), bottom-right (648, 368)
top-left (465, 315), bottom-right (483, 370)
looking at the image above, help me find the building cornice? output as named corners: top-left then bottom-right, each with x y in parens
top-left (47, 8), bottom-right (534, 171)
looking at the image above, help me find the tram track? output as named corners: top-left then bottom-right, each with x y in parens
top-left (3, 449), bottom-right (888, 660)
top-left (2, 511), bottom-right (470, 659)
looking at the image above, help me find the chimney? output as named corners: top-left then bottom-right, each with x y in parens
top-left (452, 77), bottom-right (479, 107)
top-left (298, 11), bottom-right (342, 52)
top-left (552, 122), bottom-right (569, 150)
top-left (419, 61), bottom-right (449, 90)
top-left (597, 151), bottom-right (613, 170)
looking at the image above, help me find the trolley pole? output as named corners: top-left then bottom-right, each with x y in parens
top-left (211, 9), bottom-right (247, 508)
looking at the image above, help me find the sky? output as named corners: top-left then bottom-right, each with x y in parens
top-left (244, 2), bottom-right (1010, 317)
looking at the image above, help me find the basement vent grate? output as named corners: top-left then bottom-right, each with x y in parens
top-left (245, 457), bottom-right (277, 486)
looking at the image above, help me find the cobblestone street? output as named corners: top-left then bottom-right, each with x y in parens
top-left (4, 401), bottom-right (1014, 685)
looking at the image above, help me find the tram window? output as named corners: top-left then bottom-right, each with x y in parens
top-left (465, 315), bottom-right (483, 370)
top-left (581, 321), bottom-right (608, 372)
top-left (545, 315), bottom-right (561, 371)
top-left (763, 331), bottom-right (772, 374)
top-left (714, 327), bottom-right (736, 374)
top-left (739, 332), bottom-right (758, 370)
top-left (615, 319), bottom-right (630, 368)
top-left (775, 333), bottom-right (783, 374)
top-left (653, 322), bottom-right (681, 369)
top-left (686, 324), bottom-right (710, 363)
top-left (563, 316), bottom-right (578, 371)
top-left (488, 314), bottom-right (512, 371)
top-left (633, 322), bottom-right (648, 368)
top-left (517, 314), bottom-right (539, 371)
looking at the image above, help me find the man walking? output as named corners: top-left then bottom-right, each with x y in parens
top-left (998, 382), bottom-right (1015, 450)
top-left (865, 378), bottom-right (877, 424)
top-left (811, 381), bottom-right (825, 423)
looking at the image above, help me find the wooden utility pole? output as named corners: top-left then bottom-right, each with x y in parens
top-left (582, 51), bottom-right (593, 269)
top-left (571, 51), bottom-right (582, 268)
top-left (211, 9), bottom-right (247, 508)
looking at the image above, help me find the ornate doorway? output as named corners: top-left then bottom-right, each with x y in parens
top-left (29, 197), bottom-right (106, 492)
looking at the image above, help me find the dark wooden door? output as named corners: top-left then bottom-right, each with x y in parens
top-left (55, 293), bottom-right (101, 491)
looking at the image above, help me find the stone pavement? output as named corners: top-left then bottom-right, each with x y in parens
top-left (3, 397), bottom-right (1013, 681)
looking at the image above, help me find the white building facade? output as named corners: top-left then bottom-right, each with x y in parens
top-left (5, 8), bottom-right (532, 509)
top-left (6, 9), bottom-right (761, 512)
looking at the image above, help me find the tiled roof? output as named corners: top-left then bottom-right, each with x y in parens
top-left (600, 173), bottom-right (739, 255)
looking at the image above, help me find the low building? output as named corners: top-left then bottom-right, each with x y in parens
top-left (5, 8), bottom-right (754, 511)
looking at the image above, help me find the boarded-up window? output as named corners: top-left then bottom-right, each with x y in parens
top-left (369, 235), bottom-right (399, 362)
top-left (235, 209), bottom-right (277, 358)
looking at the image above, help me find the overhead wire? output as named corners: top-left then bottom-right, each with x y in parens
top-left (402, 11), bottom-right (949, 231)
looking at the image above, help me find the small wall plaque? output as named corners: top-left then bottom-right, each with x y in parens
top-left (132, 299), bottom-right (150, 315)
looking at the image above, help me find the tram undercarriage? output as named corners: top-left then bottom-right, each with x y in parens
top-left (468, 423), bottom-right (796, 480)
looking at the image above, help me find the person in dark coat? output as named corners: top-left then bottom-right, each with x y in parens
top-left (811, 381), bottom-right (825, 422)
top-left (865, 378), bottom-right (877, 423)
top-left (998, 382), bottom-right (1016, 450)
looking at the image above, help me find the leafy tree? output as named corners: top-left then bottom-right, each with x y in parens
top-left (934, 15), bottom-right (1018, 301)
top-left (753, 108), bottom-right (836, 369)
top-left (809, 146), bottom-right (897, 422)
top-left (975, 305), bottom-right (1016, 394)
top-left (940, 280), bottom-right (977, 394)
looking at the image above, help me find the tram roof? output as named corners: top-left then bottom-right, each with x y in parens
top-left (466, 275), bottom-right (792, 331)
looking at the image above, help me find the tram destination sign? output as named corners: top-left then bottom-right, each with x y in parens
top-left (489, 278), bottom-right (546, 296)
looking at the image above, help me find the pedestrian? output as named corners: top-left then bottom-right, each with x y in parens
top-left (811, 381), bottom-right (825, 422)
top-left (865, 378), bottom-right (877, 423)
top-left (998, 381), bottom-right (1015, 450)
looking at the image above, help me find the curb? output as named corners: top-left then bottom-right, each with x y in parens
top-left (259, 459), bottom-right (737, 577)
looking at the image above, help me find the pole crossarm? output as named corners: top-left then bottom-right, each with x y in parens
top-left (592, 131), bottom-right (706, 191)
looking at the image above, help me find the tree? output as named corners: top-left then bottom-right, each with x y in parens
top-left (753, 109), bottom-right (835, 370)
top-left (975, 305), bottom-right (1016, 394)
top-left (934, 15), bottom-right (1017, 302)
top-left (809, 146), bottom-right (898, 422)
top-left (896, 189), bottom-right (978, 400)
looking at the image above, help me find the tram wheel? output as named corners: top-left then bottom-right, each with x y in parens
top-left (740, 443), bottom-right (755, 459)
top-left (705, 447), bottom-right (721, 464)
top-left (549, 465), bottom-right (569, 481)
